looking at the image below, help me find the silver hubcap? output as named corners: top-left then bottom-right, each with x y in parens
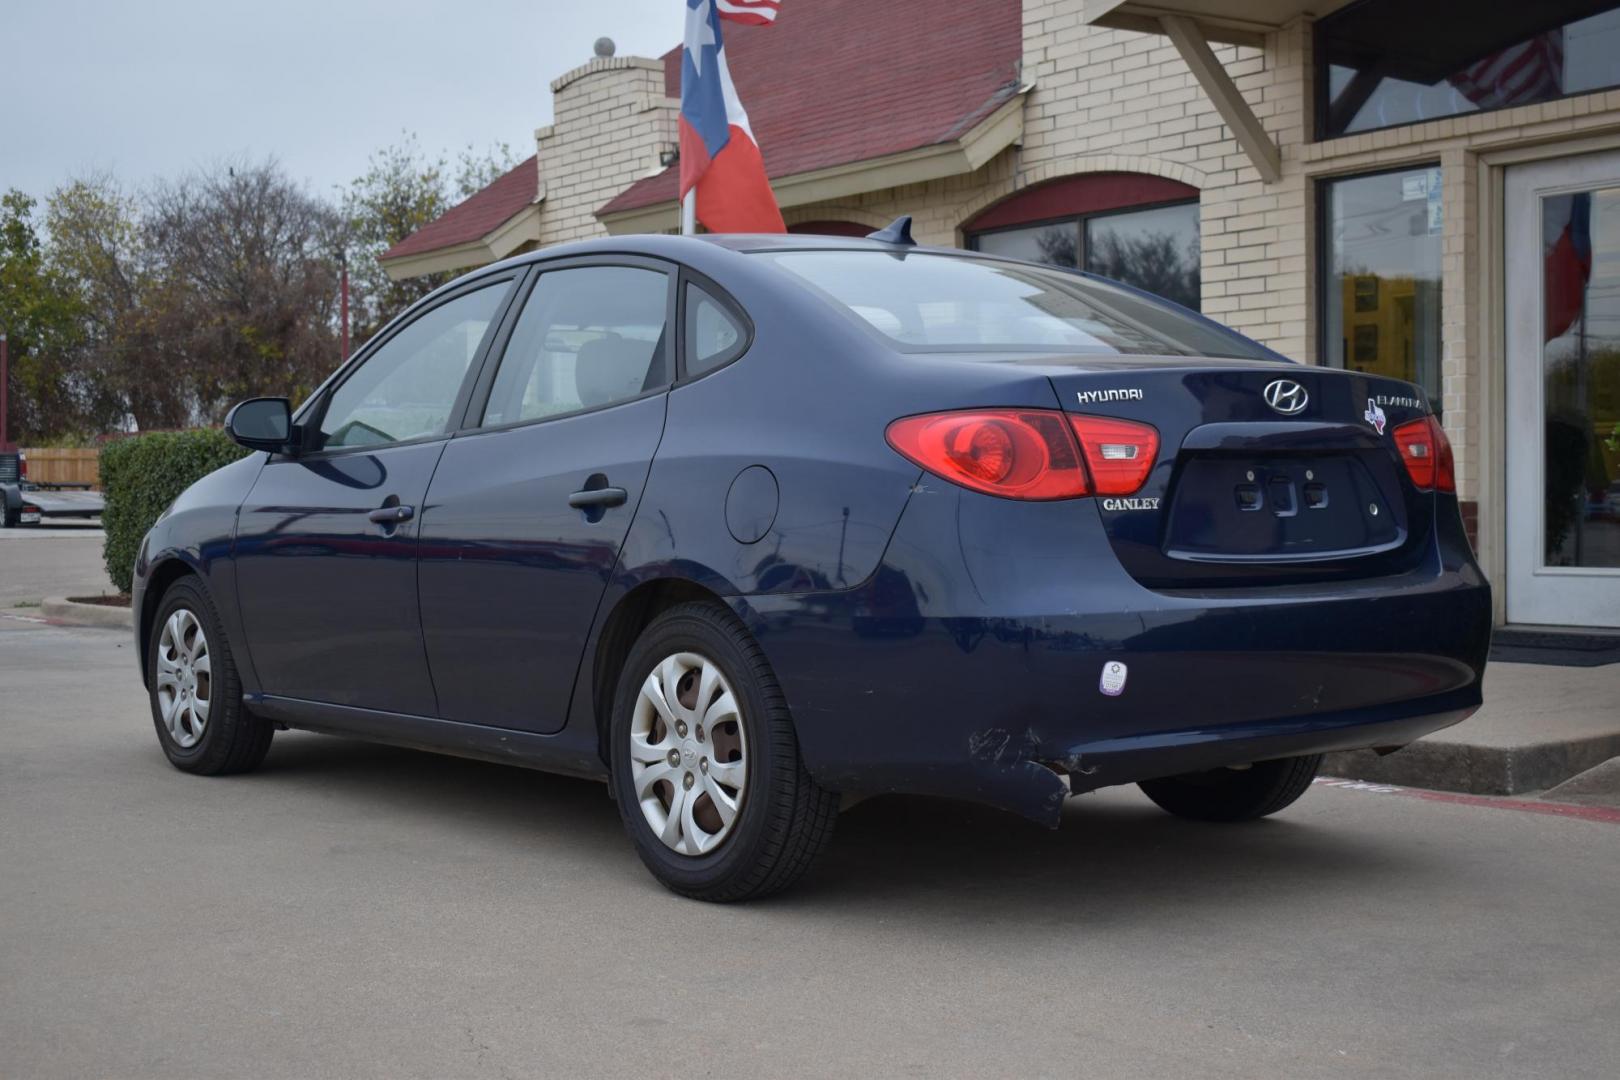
top-left (630, 651), bottom-right (747, 856)
top-left (155, 608), bottom-right (211, 749)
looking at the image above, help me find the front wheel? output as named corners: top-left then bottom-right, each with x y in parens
top-left (147, 576), bottom-right (274, 775)
top-left (609, 602), bottom-right (837, 902)
top-left (1138, 755), bottom-right (1322, 822)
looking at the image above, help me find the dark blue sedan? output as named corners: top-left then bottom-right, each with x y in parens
top-left (132, 222), bottom-right (1490, 901)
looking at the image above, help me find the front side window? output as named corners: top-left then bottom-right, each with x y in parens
top-left (481, 266), bottom-right (669, 427)
top-left (1320, 166), bottom-right (1444, 403)
top-left (971, 202), bottom-right (1201, 311)
top-left (318, 282), bottom-right (508, 449)
top-left (1318, 1), bottom-right (1620, 139)
top-left (757, 250), bottom-right (1273, 359)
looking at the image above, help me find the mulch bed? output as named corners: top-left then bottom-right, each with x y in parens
top-left (67, 594), bottom-right (132, 608)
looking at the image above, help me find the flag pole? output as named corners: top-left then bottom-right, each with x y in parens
top-left (681, 189), bottom-right (696, 236)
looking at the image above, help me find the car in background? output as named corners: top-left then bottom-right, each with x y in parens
top-left (1, 450), bottom-right (104, 527)
top-left (130, 221), bottom-right (1491, 901)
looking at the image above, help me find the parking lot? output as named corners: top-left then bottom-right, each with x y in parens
top-left (2, 599), bottom-right (1619, 1078)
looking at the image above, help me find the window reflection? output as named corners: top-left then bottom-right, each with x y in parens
top-left (1319, 3), bottom-right (1620, 139)
top-left (1541, 188), bottom-right (1620, 568)
top-left (1321, 167), bottom-right (1443, 404)
top-left (1085, 203), bottom-right (1201, 311)
top-left (969, 201), bottom-right (1200, 310)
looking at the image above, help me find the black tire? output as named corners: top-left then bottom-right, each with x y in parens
top-left (608, 602), bottom-right (837, 902)
top-left (147, 576), bottom-right (273, 775)
top-left (1138, 754), bottom-right (1322, 822)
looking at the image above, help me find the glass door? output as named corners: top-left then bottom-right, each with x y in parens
top-left (1505, 152), bottom-right (1620, 627)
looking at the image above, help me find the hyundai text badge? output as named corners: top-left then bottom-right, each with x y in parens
top-left (1263, 378), bottom-right (1309, 416)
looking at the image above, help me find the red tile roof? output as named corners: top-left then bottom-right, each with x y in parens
top-left (598, 0), bottom-right (1022, 216)
top-left (382, 155), bottom-right (538, 261)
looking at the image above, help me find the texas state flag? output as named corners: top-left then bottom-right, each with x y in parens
top-left (679, 0), bottom-right (785, 233)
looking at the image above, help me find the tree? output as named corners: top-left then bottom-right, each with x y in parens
top-left (144, 159), bottom-right (341, 420)
top-left (46, 163), bottom-right (342, 429)
top-left (44, 175), bottom-right (181, 432)
top-left (0, 190), bottom-right (106, 443)
top-left (342, 133), bottom-right (515, 340)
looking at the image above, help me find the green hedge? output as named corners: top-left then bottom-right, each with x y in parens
top-left (100, 430), bottom-right (249, 593)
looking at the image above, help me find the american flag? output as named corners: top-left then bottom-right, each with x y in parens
top-left (1449, 30), bottom-right (1564, 110)
top-left (715, 0), bottom-right (779, 25)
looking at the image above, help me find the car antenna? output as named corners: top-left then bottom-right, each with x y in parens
top-left (866, 215), bottom-right (916, 246)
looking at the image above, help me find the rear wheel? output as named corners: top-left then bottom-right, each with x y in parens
top-left (147, 576), bottom-right (274, 775)
top-left (609, 602), bottom-right (837, 901)
top-left (1138, 754), bottom-right (1321, 822)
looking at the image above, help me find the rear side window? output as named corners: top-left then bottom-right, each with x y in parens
top-left (318, 282), bottom-right (508, 449)
top-left (482, 266), bottom-right (670, 426)
top-left (756, 249), bottom-right (1276, 360)
top-left (685, 283), bottom-right (746, 376)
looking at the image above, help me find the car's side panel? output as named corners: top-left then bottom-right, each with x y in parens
top-left (553, 248), bottom-right (1082, 747)
top-left (233, 441), bottom-right (447, 714)
top-left (132, 452), bottom-right (267, 691)
top-left (417, 394), bottom-right (670, 733)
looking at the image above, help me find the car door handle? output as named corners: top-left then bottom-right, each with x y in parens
top-left (567, 487), bottom-right (628, 509)
top-left (367, 504), bottom-right (415, 524)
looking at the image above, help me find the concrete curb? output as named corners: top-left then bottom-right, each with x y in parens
top-left (41, 597), bottom-right (133, 631)
top-left (1324, 733), bottom-right (1620, 797)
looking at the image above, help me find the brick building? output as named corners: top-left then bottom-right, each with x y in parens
top-left (381, 0), bottom-right (1620, 630)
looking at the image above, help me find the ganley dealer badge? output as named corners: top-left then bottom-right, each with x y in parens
top-left (1099, 661), bottom-right (1128, 696)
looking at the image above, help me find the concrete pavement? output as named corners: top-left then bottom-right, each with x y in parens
top-left (2, 617), bottom-right (1618, 1079)
top-left (0, 522), bottom-right (109, 609)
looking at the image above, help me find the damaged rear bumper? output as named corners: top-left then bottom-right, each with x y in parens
top-left (959, 695), bottom-right (1478, 827)
top-left (740, 485), bottom-right (1490, 827)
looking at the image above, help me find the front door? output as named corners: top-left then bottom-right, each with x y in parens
top-left (418, 262), bottom-right (674, 733)
top-left (234, 277), bottom-right (517, 712)
top-left (1505, 152), bottom-right (1620, 628)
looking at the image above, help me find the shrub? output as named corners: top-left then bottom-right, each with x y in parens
top-left (100, 429), bottom-right (249, 593)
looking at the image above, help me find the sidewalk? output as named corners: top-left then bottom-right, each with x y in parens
top-left (1325, 660), bottom-right (1620, 796)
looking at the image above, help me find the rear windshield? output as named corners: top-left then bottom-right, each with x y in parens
top-left (756, 249), bottom-right (1277, 360)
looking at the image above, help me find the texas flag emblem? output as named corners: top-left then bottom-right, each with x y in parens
top-left (1363, 398), bottom-right (1387, 435)
top-left (679, 0), bottom-right (785, 233)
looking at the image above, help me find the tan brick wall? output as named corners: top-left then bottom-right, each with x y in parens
top-left (535, 57), bottom-right (678, 246)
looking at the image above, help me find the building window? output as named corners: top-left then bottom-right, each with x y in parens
top-left (964, 173), bottom-right (1202, 311)
top-left (1318, 1), bottom-right (1620, 140)
top-left (1320, 165), bottom-right (1444, 404)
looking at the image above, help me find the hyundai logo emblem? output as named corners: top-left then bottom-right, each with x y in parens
top-left (1263, 379), bottom-right (1309, 416)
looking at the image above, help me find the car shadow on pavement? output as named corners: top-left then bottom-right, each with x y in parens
top-left (249, 731), bottom-right (1420, 922)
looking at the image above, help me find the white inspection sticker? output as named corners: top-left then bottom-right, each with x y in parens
top-left (1099, 661), bottom-right (1128, 696)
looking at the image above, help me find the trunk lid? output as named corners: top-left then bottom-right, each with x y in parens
top-left (1045, 359), bottom-right (1436, 587)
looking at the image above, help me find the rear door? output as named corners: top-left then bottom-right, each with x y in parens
top-left (417, 259), bottom-right (676, 733)
top-left (234, 274), bottom-right (519, 714)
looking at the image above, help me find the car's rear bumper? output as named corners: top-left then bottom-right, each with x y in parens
top-left (741, 486), bottom-right (1490, 826)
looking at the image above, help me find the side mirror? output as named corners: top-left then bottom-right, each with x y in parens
top-left (226, 397), bottom-right (295, 453)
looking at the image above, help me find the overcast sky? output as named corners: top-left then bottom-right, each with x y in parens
top-left (2, 0), bottom-right (685, 205)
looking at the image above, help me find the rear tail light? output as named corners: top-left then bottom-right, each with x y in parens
top-left (885, 409), bottom-right (1158, 501)
top-left (1067, 414), bottom-right (1159, 495)
top-left (1392, 415), bottom-right (1456, 493)
top-left (17, 452), bottom-right (26, 479)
